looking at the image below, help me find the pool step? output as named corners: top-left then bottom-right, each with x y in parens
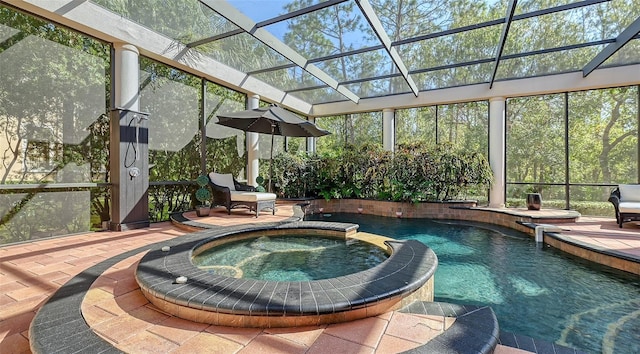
top-left (499, 331), bottom-right (588, 354)
top-left (399, 301), bottom-right (499, 354)
top-left (399, 301), bottom-right (589, 354)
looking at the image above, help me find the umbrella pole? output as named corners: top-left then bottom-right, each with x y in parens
top-left (269, 126), bottom-right (275, 193)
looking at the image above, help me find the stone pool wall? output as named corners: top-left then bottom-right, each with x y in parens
top-left (304, 199), bottom-right (640, 275)
top-left (136, 222), bottom-right (438, 328)
top-left (305, 199), bottom-right (576, 237)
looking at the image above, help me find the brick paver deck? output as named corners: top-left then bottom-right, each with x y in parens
top-left (1, 202), bottom-right (636, 353)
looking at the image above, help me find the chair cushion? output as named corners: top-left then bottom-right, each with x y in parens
top-left (229, 191), bottom-right (277, 202)
top-left (618, 184), bottom-right (640, 202)
top-left (209, 172), bottom-right (235, 191)
top-left (619, 201), bottom-right (640, 214)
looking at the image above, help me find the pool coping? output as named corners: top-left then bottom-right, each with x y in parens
top-left (400, 301), bottom-right (500, 354)
top-left (29, 214), bottom-right (305, 353)
top-left (135, 221), bottom-right (438, 327)
top-left (519, 221), bottom-right (640, 275)
top-left (28, 204), bottom-right (593, 353)
top-left (298, 200), bottom-right (639, 275)
top-left (399, 301), bottom-right (588, 354)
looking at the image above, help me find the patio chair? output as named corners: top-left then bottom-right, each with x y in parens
top-left (208, 172), bottom-right (276, 217)
top-left (608, 184), bottom-right (640, 228)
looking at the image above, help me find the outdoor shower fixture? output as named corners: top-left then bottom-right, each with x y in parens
top-left (127, 113), bottom-right (149, 179)
top-left (109, 108), bottom-right (150, 231)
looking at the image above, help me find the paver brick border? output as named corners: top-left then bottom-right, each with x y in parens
top-left (29, 209), bottom-right (303, 353)
top-left (135, 221), bottom-right (437, 327)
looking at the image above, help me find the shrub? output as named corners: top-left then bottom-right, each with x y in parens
top-left (194, 174), bottom-right (211, 205)
top-left (271, 143), bottom-right (493, 203)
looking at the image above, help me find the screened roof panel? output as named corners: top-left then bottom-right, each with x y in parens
top-left (414, 62), bottom-right (494, 91)
top-left (225, 0), bottom-right (328, 23)
top-left (505, 2), bottom-right (640, 55)
top-left (607, 0), bottom-right (640, 36)
top-left (186, 4), bottom-right (242, 43)
top-left (80, 0), bottom-right (640, 107)
top-left (342, 76), bottom-right (412, 97)
top-left (274, 1), bottom-right (380, 59)
top-left (288, 86), bottom-right (350, 104)
top-left (90, 0), bottom-right (239, 43)
top-left (513, 0), bottom-right (586, 16)
top-left (397, 25), bottom-right (502, 72)
top-left (313, 48), bottom-right (396, 82)
top-left (369, 0), bottom-right (509, 42)
top-left (602, 38), bottom-right (640, 68)
top-left (497, 45), bottom-right (605, 80)
top-left (252, 67), bottom-right (326, 91)
top-left (196, 32), bottom-right (293, 72)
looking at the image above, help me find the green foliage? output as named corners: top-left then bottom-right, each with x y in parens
top-left (315, 114), bottom-right (383, 153)
top-left (428, 143), bottom-right (493, 200)
top-left (270, 152), bottom-right (306, 197)
top-left (270, 142), bottom-right (492, 202)
top-left (196, 174), bottom-right (209, 187)
top-left (195, 187), bottom-right (211, 204)
top-left (205, 136), bottom-right (247, 177)
top-left (255, 176), bottom-right (266, 192)
top-left (194, 174), bottom-right (211, 205)
top-left (148, 184), bottom-right (192, 223)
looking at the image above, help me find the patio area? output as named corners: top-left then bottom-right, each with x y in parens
top-left (551, 216), bottom-right (640, 259)
top-left (1, 202), bottom-right (638, 353)
top-left (1, 1), bottom-right (639, 352)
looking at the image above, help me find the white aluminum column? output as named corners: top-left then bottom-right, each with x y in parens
top-left (246, 94), bottom-right (260, 186)
top-left (114, 43), bottom-right (139, 110)
top-left (489, 97), bottom-right (506, 208)
top-left (383, 108), bottom-right (395, 151)
top-left (306, 117), bottom-right (316, 153)
top-left (110, 43), bottom-right (149, 231)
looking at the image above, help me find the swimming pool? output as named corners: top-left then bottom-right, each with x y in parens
top-left (307, 213), bottom-right (640, 354)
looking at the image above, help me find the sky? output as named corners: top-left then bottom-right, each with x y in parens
top-left (226, 0), bottom-right (294, 40)
top-left (226, 0), bottom-right (291, 23)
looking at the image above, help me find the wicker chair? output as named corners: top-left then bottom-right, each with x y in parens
top-left (208, 172), bottom-right (276, 217)
top-left (608, 185), bottom-right (640, 228)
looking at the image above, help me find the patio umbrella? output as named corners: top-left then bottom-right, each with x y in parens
top-left (216, 105), bottom-right (330, 192)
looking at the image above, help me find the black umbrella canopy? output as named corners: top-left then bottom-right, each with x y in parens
top-left (216, 105), bottom-right (330, 137)
top-left (215, 105), bottom-right (330, 192)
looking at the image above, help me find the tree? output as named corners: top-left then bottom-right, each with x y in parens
top-left (0, 6), bottom-right (111, 241)
top-left (569, 87), bottom-right (638, 186)
top-left (395, 106), bottom-right (437, 146)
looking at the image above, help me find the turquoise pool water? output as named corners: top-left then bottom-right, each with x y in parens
top-left (192, 235), bottom-right (387, 281)
top-left (307, 213), bottom-right (640, 354)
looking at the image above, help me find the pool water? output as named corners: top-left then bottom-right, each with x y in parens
top-left (192, 234), bottom-right (388, 281)
top-left (307, 213), bottom-right (640, 354)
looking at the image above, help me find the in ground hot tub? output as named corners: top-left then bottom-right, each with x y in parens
top-left (135, 222), bottom-right (437, 328)
top-left (192, 233), bottom-right (388, 281)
